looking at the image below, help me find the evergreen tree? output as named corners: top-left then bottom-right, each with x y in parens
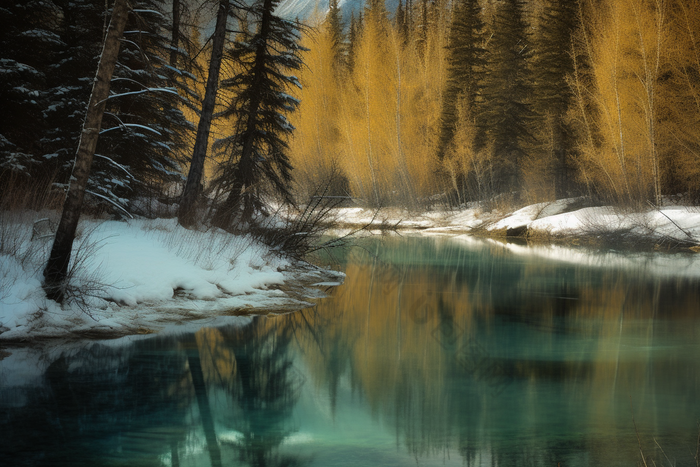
top-left (326, 0), bottom-right (345, 70)
top-left (210, 0), bottom-right (305, 228)
top-left (365, 0), bottom-right (389, 30)
top-left (43, 0), bottom-right (130, 303)
top-left (437, 0), bottom-right (485, 159)
top-left (1, 0), bottom-right (194, 213)
top-left (480, 0), bottom-right (535, 193)
top-left (347, 12), bottom-right (360, 72)
top-left (396, 0), bottom-right (408, 46)
top-left (0, 0), bottom-right (64, 190)
top-left (93, 0), bottom-right (192, 209)
top-left (416, 0), bottom-right (428, 57)
top-left (531, 0), bottom-right (578, 198)
top-left (39, 0), bottom-right (106, 189)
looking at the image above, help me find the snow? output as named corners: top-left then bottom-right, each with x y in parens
top-left (100, 123), bottom-right (162, 136)
top-left (0, 217), bottom-right (344, 342)
top-left (330, 200), bottom-right (700, 246)
top-left (18, 29), bottom-right (65, 47)
top-left (326, 201), bottom-right (700, 282)
top-left (489, 199), bottom-right (574, 231)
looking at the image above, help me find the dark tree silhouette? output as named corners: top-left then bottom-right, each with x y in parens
top-left (210, 0), bottom-right (305, 228)
top-left (437, 0), bottom-right (485, 159)
top-left (479, 0), bottom-right (536, 193)
top-left (178, 0), bottom-right (233, 227)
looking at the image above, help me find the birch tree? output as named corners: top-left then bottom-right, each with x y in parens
top-left (43, 0), bottom-right (130, 303)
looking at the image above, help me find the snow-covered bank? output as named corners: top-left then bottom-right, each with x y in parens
top-left (0, 215), bottom-right (344, 342)
top-left (331, 199), bottom-right (700, 248)
top-left (4, 199), bottom-right (700, 342)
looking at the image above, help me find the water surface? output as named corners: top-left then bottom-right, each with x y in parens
top-left (2, 235), bottom-right (700, 466)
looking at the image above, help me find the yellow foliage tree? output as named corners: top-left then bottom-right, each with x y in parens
top-left (664, 0), bottom-right (700, 199)
top-left (288, 14), bottom-right (349, 201)
top-left (572, 0), bottom-right (670, 205)
top-left (287, 0), bottom-right (447, 208)
top-left (444, 96), bottom-right (492, 205)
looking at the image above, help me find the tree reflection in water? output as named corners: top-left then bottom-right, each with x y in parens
top-left (289, 236), bottom-right (700, 466)
top-left (1, 335), bottom-right (191, 466)
top-left (3, 236), bottom-right (700, 466)
top-left (217, 316), bottom-right (306, 467)
top-left (0, 317), bottom-right (306, 467)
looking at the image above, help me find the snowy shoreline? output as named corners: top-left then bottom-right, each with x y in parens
top-left (0, 216), bottom-right (344, 343)
top-left (4, 199), bottom-right (700, 343)
top-left (331, 199), bottom-right (700, 249)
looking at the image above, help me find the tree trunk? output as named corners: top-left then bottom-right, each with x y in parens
top-left (42, 0), bottom-right (130, 303)
top-left (178, 0), bottom-right (231, 227)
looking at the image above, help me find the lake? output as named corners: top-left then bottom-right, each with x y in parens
top-left (2, 235), bottom-right (700, 466)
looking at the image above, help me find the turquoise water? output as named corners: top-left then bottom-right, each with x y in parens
top-left (2, 236), bottom-right (700, 466)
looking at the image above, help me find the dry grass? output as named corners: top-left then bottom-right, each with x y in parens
top-left (0, 177), bottom-right (114, 313)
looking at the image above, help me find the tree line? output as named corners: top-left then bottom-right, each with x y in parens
top-left (289, 0), bottom-right (700, 208)
top-left (4, 0), bottom-right (700, 218)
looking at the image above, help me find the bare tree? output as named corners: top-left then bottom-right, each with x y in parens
top-left (43, 0), bottom-right (130, 303)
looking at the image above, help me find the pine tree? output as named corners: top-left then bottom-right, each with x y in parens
top-left (396, 0), bottom-right (408, 46)
top-left (35, 0), bottom-right (193, 214)
top-left (531, 0), bottom-right (578, 199)
top-left (326, 0), bottom-right (345, 70)
top-left (480, 0), bottom-right (535, 194)
top-left (416, 0), bottom-right (428, 57)
top-left (210, 0), bottom-right (305, 228)
top-left (437, 0), bottom-right (485, 159)
top-left (347, 12), bottom-right (360, 72)
top-left (39, 0), bottom-right (106, 189)
top-left (0, 0), bottom-right (64, 190)
top-left (94, 0), bottom-right (192, 208)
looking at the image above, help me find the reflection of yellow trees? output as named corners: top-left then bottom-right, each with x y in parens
top-left (194, 327), bottom-right (238, 389)
top-left (283, 239), bottom-right (700, 461)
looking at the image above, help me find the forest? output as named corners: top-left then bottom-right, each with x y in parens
top-left (2, 0), bottom-right (700, 222)
top-left (293, 0), bottom-right (700, 209)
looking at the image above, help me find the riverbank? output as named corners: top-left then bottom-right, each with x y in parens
top-left (0, 215), bottom-right (344, 342)
top-left (332, 198), bottom-right (700, 251)
top-left (4, 198), bottom-right (700, 342)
